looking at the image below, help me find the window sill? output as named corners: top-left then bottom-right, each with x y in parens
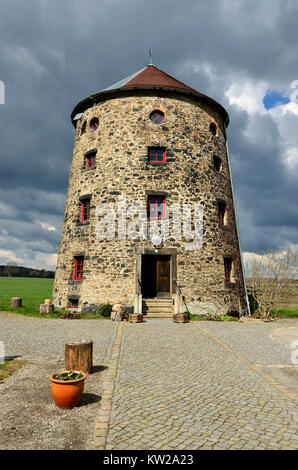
top-left (77, 221), bottom-right (90, 226)
top-left (225, 281), bottom-right (236, 288)
top-left (146, 162), bottom-right (167, 166)
top-left (84, 167), bottom-right (96, 171)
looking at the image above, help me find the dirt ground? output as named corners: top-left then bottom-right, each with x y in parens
top-left (0, 360), bottom-right (106, 450)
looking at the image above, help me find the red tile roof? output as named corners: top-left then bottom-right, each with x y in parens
top-left (122, 65), bottom-right (198, 93)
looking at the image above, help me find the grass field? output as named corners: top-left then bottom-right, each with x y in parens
top-left (0, 277), bottom-right (58, 317)
top-left (0, 277), bottom-right (107, 319)
top-left (0, 277), bottom-right (297, 318)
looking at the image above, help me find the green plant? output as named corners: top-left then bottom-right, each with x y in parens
top-left (52, 370), bottom-right (83, 381)
top-left (99, 301), bottom-right (112, 317)
top-left (190, 313), bottom-right (238, 321)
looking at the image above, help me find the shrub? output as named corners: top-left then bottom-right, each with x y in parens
top-left (100, 302), bottom-right (112, 317)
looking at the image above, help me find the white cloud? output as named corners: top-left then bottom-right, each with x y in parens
top-left (225, 77), bottom-right (268, 115)
top-left (0, 250), bottom-right (23, 264)
top-left (40, 222), bottom-right (56, 231)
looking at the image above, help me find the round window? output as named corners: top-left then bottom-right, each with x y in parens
top-left (90, 117), bottom-right (99, 132)
top-left (150, 110), bottom-right (165, 124)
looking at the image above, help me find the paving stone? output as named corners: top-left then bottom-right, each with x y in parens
top-left (105, 320), bottom-right (298, 450)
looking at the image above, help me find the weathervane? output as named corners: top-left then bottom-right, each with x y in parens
top-left (149, 48), bottom-right (153, 65)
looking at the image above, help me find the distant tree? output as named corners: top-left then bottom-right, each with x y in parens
top-left (6, 261), bottom-right (17, 277)
top-left (246, 248), bottom-right (298, 319)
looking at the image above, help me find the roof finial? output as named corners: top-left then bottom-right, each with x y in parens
top-left (149, 48), bottom-right (153, 65)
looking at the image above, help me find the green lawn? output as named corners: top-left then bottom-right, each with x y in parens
top-left (274, 308), bottom-right (298, 318)
top-left (0, 277), bottom-right (58, 317)
top-left (0, 277), bottom-right (108, 319)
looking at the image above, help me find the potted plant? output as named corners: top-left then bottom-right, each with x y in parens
top-left (173, 312), bottom-right (189, 323)
top-left (49, 370), bottom-right (87, 409)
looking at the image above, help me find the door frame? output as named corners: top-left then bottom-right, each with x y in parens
top-left (136, 247), bottom-right (177, 297)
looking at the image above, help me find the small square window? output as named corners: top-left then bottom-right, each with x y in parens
top-left (68, 298), bottom-right (79, 308)
top-left (74, 256), bottom-right (84, 280)
top-left (148, 147), bottom-right (166, 164)
top-left (147, 195), bottom-right (166, 219)
top-left (85, 152), bottom-right (96, 169)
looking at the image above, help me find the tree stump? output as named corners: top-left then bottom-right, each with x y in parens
top-left (111, 311), bottom-right (124, 321)
top-left (11, 297), bottom-right (22, 307)
top-left (40, 303), bottom-right (54, 314)
top-left (65, 340), bottom-right (93, 373)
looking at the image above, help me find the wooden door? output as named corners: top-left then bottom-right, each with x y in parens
top-left (156, 256), bottom-right (171, 298)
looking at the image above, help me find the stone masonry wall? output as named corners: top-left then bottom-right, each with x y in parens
top-left (52, 90), bottom-right (248, 316)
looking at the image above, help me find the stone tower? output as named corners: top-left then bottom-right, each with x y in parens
top-left (52, 64), bottom-right (249, 317)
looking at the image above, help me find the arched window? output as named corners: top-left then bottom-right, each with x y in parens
top-left (90, 117), bottom-right (99, 132)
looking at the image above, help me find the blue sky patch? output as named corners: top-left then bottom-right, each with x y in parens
top-left (263, 89), bottom-right (291, 110)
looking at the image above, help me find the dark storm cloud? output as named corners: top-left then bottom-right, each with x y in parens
top-left (0, 0), bottom-right (298, 268)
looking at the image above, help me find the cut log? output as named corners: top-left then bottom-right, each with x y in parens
top-left (65, 340), bottom-right (93, 373)
top-left (40, 303), bottom-right (54, 314)
top-left (11, 297), bottom-right (22, 307)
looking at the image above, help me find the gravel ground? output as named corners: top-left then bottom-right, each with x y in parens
top-left (0, 313), bottom-right (117, 450)
top-left (0, 361), bottom-right (107, 450)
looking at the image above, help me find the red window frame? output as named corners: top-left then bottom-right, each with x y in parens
top-left (224, 258), bottom-right (232, 283)
top-left (147, 195), bottom-right (166, 219)
top-left (218, 202), bottom-right (226, 225)
top-left (90, 117), bottom-right (99, 132)
top-left (81, 199), bottom-right (90, 222)
top-left (85, 152), bottom-right (96, 169)
top-left (68, 298), bottom-right (78, 308)
top-left (74, 256), bottom-right (84, 280)
top-left (150, 110), bottom-right (165, 124)
top-left (148, 147), bottom-right (166, 164)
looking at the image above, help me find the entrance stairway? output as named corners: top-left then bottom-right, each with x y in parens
top-left (142, 298), bottom-right (173, 319)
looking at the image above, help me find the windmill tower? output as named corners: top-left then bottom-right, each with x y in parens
top-left (52, 63), bottom-right (248, 318)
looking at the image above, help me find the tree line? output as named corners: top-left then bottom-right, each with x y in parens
top-left (0, 264), bottom-right (55, 278)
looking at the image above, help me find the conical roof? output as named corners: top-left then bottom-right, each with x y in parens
top-left (101, 65), bottom-right (198, 93)
top-left (71, 64), bottom-right (229, 126)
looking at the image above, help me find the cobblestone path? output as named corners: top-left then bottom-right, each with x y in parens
top-left (105, 320), bottom-right (298, 450)
top-left (0, 312), bottom-right (116, 363)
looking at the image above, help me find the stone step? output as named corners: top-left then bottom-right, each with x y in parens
top-left (142, 298), bottom-right (173, 317)
top-left (143, 307), bottom-right (173, 313)
top-left (145, 314), bottom-right (173, 319)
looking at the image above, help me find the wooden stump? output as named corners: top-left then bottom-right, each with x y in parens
top-left (65, 340), bottom-right (93, 373)
top-left (40, 303), bottom-right (54, 314)
top-left (111, 311), bottom-right (124, 321)
top-left (11, 297), bottom-right (22, 307)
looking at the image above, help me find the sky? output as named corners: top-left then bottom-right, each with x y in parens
top-left (0, 0), bottom-right (297, 270)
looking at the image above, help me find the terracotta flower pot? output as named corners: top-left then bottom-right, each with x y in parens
top-left (128, 313), bottom-right (143, 323)
top-left (173, 313), bottom-right (189, 323)
top-left (49, 370), bottom-right (87, 409)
